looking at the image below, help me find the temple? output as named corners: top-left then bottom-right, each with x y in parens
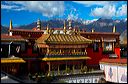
top-left (1, 19), bottom-right (122, 77)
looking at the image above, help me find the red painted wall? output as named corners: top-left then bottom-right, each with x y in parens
top-left (114, 47), bottom-right (120, 59)
top-left (86, 48), bottom-right (109, 65)
top-left (21, 48), bottom-right (38, 57)
top-left (86, 47), bottom-right (121, 65)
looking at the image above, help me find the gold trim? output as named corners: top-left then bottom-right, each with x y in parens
top-left (42, 57), bottom-right (91, 61)
top-left (100, 62), bottom-right (127, 66)
top-left (1, 58), bottom-right (26, 63)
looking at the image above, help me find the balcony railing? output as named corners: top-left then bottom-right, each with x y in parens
top-left (39, 52), bottom-right (87, 58)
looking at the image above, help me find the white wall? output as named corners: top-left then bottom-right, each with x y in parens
top-left (100, 63), bottom-right (127, 83)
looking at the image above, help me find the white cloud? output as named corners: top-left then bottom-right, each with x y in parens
top-left (90, 5), bottom-right (116, 18)
top-left (116, 4), bottom-right (127, 16)
top-left (1, 4), bottom-right (26, 11)
top-left (83, 19), bottom-right (98, 25)
top-left (67, 7), bottom-right (79, 21)
top-left (73, 1), bottom-right (116, 6)
top-left (125, 18), bottom-right (127, 21)
top-left (67, 13), bottom-right (79, 21)
top-left (1, 1), bottom-right (65, 17)
top-left (74, 1), bottom-right (127, 18)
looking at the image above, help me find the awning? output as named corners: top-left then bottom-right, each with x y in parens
top-left (92, 39), bottom-right (101, 42)
top-left (41, 57), bottom-right (91, 61)
top-left (103, 38), bottom-right (116, 42)
top-left (1, 58), bottom-right (26, 63)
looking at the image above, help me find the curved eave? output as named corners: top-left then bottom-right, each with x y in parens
top-left (41, 57), bottom-right (91, 61)
top-left (1, 39), bottom-right (27, 42)
top-left (45, 41), bottom-right (92, 44)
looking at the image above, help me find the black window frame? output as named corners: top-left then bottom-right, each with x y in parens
top-left (93, 42), bottom-right (99, 52)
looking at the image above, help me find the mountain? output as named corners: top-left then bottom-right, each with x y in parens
top-left (1, 18), bottom-right (127, 34)
top-left (86, 18), bottom-right (127, 33)
top-left (1, 25), bottom-right (8, 34)
top-left (120, 29), bottom-right (127, 44)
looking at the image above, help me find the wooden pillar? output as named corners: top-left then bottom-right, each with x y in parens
top-left (47, 47), bottom-right (50, 54)
top-left (72, 65), bottom-right (75, 74)
top-left (74, 49), bottom-right (75, 53)
top-left (101, 38), bottom-right (104, 49)
top-left (85, 48), bottom-right (87, 54)
top-left (17, 64), bottom-right (19, 74)
top-left (58, 65), bottom-right (60, 75)
top-left (60, 49), bottom-right (61, 54)
top-left (48, 62), bottom-right (51, 76)
top-left (28, 61), bottom-right (30, 73)
top-left (81, 63), bottom-right (83, 70)
top-left (6, 64), bottom-right (8, 73)
top-left (66, 61), bottom-right (67, 73)
top-left (113, 42), bottom-right (114, 52)
top-left (41, 63), bottom-right (42, 72)
top-left (9, 64), bottom-right (11, 73)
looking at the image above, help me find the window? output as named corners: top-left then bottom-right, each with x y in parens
top-left (104, 42), bottom-right (113, 51)
top-left (1, 44), bottom-right (9, 58)
top-left (93, 42), bottom-right (99, 52)
top-left (103, 42), bottom-right (114, 54)
top-left (82, 48), bottom-right (85, 52)
top-left (32, 43), bottom-right (38, 53)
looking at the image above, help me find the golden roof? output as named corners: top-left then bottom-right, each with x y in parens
top-left (1, 58), bottom-right (26, 63)
top-left (41, 57), bottom-right (91, 61)
top-left (36, 34), bottom-right (92, 44)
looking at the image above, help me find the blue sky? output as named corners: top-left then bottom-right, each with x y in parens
top-left (1, 1), bottom-right (127, 27)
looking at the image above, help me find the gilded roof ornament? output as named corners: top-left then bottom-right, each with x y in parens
top-left (113, 25), bottom-right (116, 33)
top-left (46, 24), bottom-right (49, 34)
top-left (9, 19), bottom-right (13, 30)
top-left (91, 28), bottom-right (94, 32)
top-left (63, 20), bottom-right (66, 34)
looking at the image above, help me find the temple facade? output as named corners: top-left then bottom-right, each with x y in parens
top-left (1, 19), bottom-right (121, 77)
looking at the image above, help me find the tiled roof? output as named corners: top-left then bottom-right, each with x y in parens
top-left (80, 32), bottom-right (120, 35)
top-left (53, 28), bottom-right (64, 30)
top-left (1, 34), bottom-right (27, 41)
top-left (100, 58), bottom-right (127, 64)
top-left (36, 34), bottom-right (92, 44)
top-left (10, 29), bottom-right (44, 32)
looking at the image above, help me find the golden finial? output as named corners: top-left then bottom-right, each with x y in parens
top-left (73, 28), bottom-right (76, 32)
top-left (113, 25), bottom-right (116, 33)
top-left (77, 28), bottom-right (80, 35)
top-left (49, 29), bottom-right (52, 34)
top-left (9, 19), bottom-right (13, 30)
top-left (91, 28), bottom-right (94, 32)
top-left (63, 20), bottom-right (66, 34)
top-left (46, 24), bottom-right (49, 34)
top-left (37, 18), bottom-right (41, 30)
top-left (69, 20), bottom-right (72, 29)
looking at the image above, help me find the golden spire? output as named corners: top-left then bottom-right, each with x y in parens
top-left (37, 18), bottom-right (41, 30)
top-left (73, 28), bottom-right (76, 32)
top-left (77, 27), bottom-right (80, 35)
top-left (91, 28), bottom-right (94, 32)
top-left (63, 20), bottom-right (66, 34)
top-left (68, 20), bottom-right (72, 29)
top-left (9, 19), bottom-right (13, 30)
top-left (46, 24), bottom-right (49, 34)
top-left (113, 25), bottom-right (116, 33)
